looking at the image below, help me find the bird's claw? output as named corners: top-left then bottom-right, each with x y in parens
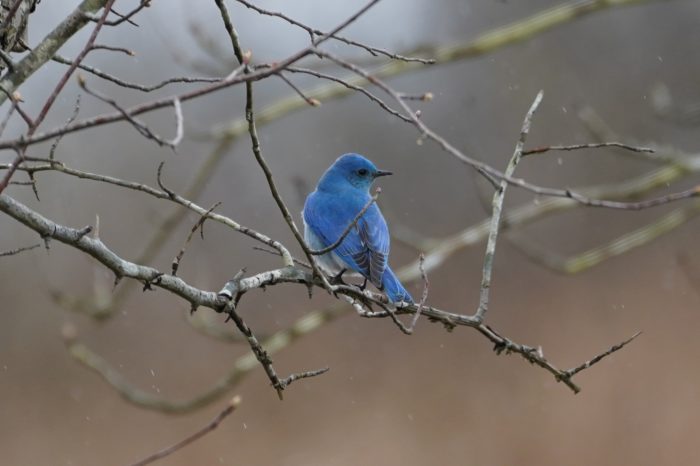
top-left (329, 268), bottom-right (348, 285)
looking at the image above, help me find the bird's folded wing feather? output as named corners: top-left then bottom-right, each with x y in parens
top-left (304, 197), bottom-right (389, 288)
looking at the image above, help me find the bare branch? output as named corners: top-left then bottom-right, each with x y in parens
top-left (85, 0), bottom-right (150, 27)
top-left (235, 0), bottom-right (435, 64)
top-left (522, 142), bottom-right (655, 157)
top-left (474, 90), bottom-right (543, 322)
top-left (31, 0), bottom-right (115, 130)
top-left (51, 53), bottom-right (223, 92)
top-left (285, 66), bottom-right (411, 122)
top-left (78, 76), bottom-right (178, 148)
top-left (50, 94), bottom-right (81, 160)
top-left (221, 298), bottom-right (286, 400)
top-left (408, 253), bottom-right (429, 331)
top-left (561, 332), bottom-right (643, 380)
top-left (127, 396), bottom-right (242, 466)
top-left (279, 367), bottom-right (330, 389)
top-left (90, 44), bottom-right (134, 56)
top-left (276, 72), bottom-right (321, 107)
top-left (0, 193), bottom-right (222, 308)
top-left (0, 242), bottom-right (39, 257)
top-left (171, 202), bottom-right (221, 276)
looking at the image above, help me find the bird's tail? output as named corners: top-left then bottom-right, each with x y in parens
top-left (381, 266), bottom-right (413, 304)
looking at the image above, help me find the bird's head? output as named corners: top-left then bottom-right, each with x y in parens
top-left (318, 153), bottom-right (392, 192)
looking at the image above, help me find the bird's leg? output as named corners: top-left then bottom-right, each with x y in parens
top-left (358, 277), bottom-right (368, 291)
top-left (329, 268), bottom-right (348, 285)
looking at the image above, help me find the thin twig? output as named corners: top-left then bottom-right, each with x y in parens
top-left (285, 66), bottom-right (411, 122)
top-left (171, 202), bottom-right (221, 276)
top-left (52, 53), bottom-right (223, 92)
top-left (0, 243), bottom-right (40, 257)
top-left (408, 253), bottom-right (429, 331)
top-left (78, 76), bottom-right (177, 148)
top-left (50, 94), bottom-right (81, 160)
top-left (279, 367), bottom-right (330, 389)
top-left (522, 142), bottom-right (654, 156)
top-left (106, 7), bottom-right (140, 27)
top-left (127, 396), bottom-right (241, 466)
top-left (0, 86), bottom-right (33, 127)
top-left (561, 332), bottom-right (642, 379)
top-left (156, 161), bottom-right (295, 265)
top-left (276, 73), bottom-right (321, 107)
top-left (90, 44), bottom-right (134, 56)
top-left (86, 0), bottom-right (150, 27)
top-left (235, 0), bottom-right (434, 64)
top-left (32, 0), bottom-right (115, 131)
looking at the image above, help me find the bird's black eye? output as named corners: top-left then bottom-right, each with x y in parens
top-left (357, 168), bottom-right (369, 176)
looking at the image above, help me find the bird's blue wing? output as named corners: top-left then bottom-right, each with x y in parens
top-left (350, 207), bottom-right (389, 287)
top-left (304, 192), bottom-right (389, 288)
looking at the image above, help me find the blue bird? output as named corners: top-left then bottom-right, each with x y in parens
top-left (303, 153), bottom-right (413, 304)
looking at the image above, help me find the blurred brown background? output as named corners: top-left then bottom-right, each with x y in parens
top-left (2, 0), bottom-right (700, 464)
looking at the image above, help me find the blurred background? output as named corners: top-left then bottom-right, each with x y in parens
top-left (1, 0), bottom-right (700, 464)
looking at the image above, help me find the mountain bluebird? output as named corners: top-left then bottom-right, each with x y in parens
top-left (303, 153), bottom-right (413, 304)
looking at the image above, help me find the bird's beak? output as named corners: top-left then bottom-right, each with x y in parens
top-left (374, 170), bottom-right (393, 177)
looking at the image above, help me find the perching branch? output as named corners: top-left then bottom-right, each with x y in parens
top-left (1, 183), bottom-right (638, 398)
